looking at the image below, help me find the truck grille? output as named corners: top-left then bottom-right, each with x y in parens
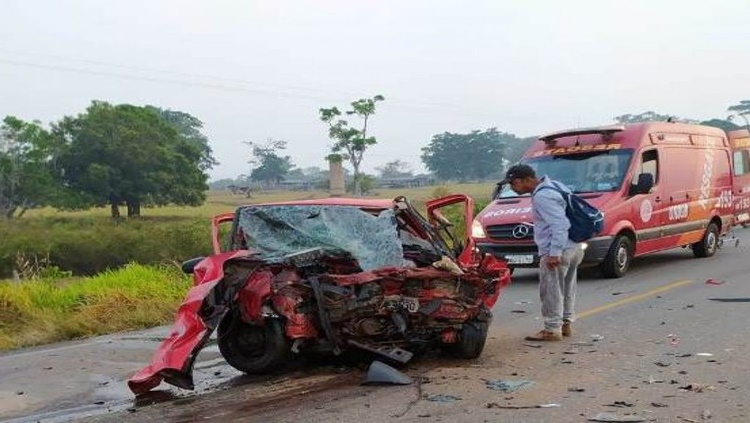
top-left (486, 224), bottom-right (534, 240)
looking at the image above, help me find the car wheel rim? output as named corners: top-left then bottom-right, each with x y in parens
top-left (616, 244), bottom-right (629, 271)
top-left (707, 231), bottom-right (717, 254)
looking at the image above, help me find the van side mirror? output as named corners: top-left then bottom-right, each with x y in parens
top-left (630, 173), bottom-right (654, 196)
top-left (181, 256), bottom-right (204, 274)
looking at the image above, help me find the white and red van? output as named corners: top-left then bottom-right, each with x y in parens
top-left (728, 129), bottom-right (750, 227)
top-left (473, 122), bottom-right (737, 278)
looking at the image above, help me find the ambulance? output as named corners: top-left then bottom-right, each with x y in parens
top-left (473, 122), bottom-right (736, 278)
top-left (728, 129), bottom-right (750, 227)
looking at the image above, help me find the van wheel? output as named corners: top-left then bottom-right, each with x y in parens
top-left (601, 235), bottom-right (633, 278)
top-left (692, 222), bottom-right (719, 258)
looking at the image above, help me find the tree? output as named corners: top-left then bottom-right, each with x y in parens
top-left (728, 100), bottom-right (750, 129)
top-left (421, 128), bottom-right (512, 181)
top-left (700, 118), bottom-right (741, 132)
top-left (613, 111), bottom-right (674, 124)
top-left (376, 160), bottom-right (413, 179)
top-left (246, 139), bottom-right (294, 187)
top-left (145, 106), bottom-right (218, 171)
top-left (53, 101), bottom-right (212, 217)
top-left (319, 95), bottom-right (385, 196)
top-left (0, 117), bottom-right (60, 219)
top-left (505, 136), bottom-right (537, 165)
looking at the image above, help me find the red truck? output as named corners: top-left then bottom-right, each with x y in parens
top-left (473, 122), bottom-right (738, 278)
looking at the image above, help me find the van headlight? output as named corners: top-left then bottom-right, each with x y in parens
top-left (472, 219), bottom-right (487, 238)
top-left (581, 242), bottom-right (589, 250)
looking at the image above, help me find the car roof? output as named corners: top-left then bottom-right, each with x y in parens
top-left (244, 197), bottom-right (394, 209)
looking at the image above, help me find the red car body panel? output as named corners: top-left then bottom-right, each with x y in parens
top-left (128, 250), bottom-right (249, 395)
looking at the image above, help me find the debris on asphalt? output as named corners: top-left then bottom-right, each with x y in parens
top-left (654, 360), bottom-right (672, 367)
top-left (666, 334), bottom-right (680, 346)
top-left (701, 409), bottom-right (712, 420)
top-left (588, 412), bottom-right (646, 422)
top-left (425, 394), bottom-right (461, 403)
top-left (486, 402), bottom-right (560, 409)
top-left (563, 349), bottom-right (579, 355)
top-left (591, 334), bottom-right (604, 342)
top-left (646, 375), bottom-right (664, 384)
top-left (705, 278), bottom-right (725, 285)
top-left (16, 391), bottom-right (24, 395)
top-left (568, 387), bottom-right (586, 392)
top-left (484, 379), bottom-right (534, 392)
top-left (511, 310), bottom-right (528, 313)
top-left (604, 401), bottom-right (634, 408)
top-left (363, 360), bottom-right (413, 386)
top-left (677, 417), bottom-right (699, 423)
top-left (650, 402), bottom-right (668, 408)
top-left (523, 343), bottom-right (543, 348)
top-left (679, 384), bottom-right (716, 393)
top-left (515, 301), bottom-right (534, 305)
top-left (696, 353), bottom-right (714, 357)
top-left (683, 304), bottom-right (695, 309)
top-left (708, 297), bottom-right (750, 302)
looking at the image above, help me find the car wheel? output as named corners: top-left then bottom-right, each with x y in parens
top-left (217, 312), bottom-right (290, 374)
top-left (444, 320), bottom-right (489, 359)
top-left (692, 222), bottom-right (719, 258)
top-left (600, 235), bottom-right (633, 279)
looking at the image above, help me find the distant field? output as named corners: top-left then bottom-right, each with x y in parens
top-left (23, 182), bottom-right (495, 220)
top-left (2, 183), bottom-right (495, 278)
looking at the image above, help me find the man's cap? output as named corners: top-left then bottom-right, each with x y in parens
top-left (502, 164), bottom-right (536, 184)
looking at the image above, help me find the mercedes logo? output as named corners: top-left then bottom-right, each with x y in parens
top-left (512, 224), bottom-right (531, 239)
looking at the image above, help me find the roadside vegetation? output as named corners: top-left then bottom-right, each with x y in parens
top-left (0, 263), bottom-right (191, 351)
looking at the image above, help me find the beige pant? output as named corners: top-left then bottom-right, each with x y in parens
top-left (538, 244), bottom-right (585, 331)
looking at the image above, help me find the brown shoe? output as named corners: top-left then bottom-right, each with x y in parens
top-left (562, 322), bottom-right (572, 337)
top-left (524, 330), bottom-right (563, 342)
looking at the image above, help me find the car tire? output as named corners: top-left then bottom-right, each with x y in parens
top-left (217, 312), bottom-right (290, 374)
top-left (600, 235), bottom-right (633, 279)
top-left (444, 320), bottom-right (489, 359)
top-left (692, 222), bottom-right (719, 258)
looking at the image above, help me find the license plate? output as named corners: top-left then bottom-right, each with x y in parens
top-left (505, 254), bottom-right (534, 264)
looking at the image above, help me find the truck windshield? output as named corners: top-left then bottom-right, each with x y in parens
top-left (498, 149), bottom-right (634, 198)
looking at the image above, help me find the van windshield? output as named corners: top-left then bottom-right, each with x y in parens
top-left (498, 149), bottom-right (634, 198)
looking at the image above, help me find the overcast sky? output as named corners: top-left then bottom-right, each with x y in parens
top-left (2, 0), bottom-right (749, 180)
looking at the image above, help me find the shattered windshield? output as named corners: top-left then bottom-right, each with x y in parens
top-left (498, 149), bottom-right (634, 198)
top-left (234, 205), bottom-right (408, 271)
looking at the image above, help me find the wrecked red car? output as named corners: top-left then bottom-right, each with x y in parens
top-left (128, 195), bottom-right (511, 394)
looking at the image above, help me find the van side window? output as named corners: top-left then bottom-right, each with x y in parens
top-left (734, 150), bottom-right (750, 176)
top-left (632, 149), bottom-right (659, 185)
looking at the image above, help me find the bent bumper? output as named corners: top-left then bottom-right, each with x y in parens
top-left (477, 236), bottom-right (614, 268)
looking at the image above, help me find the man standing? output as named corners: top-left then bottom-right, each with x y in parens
top-left (503, 164), bottom-right (585, 341)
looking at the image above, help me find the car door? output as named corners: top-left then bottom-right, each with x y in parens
top-left (627, 148), bottom-right (669, 254)
top-left (425, 194), bottom-right (511, 308)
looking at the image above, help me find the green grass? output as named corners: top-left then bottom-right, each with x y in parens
top-left (0, 263), bottom-right (191, 351)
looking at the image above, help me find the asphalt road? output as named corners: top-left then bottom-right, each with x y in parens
top-left (3, 227), bottom-right (750, 423)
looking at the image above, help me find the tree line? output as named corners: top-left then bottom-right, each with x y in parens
top-left (0, 101), bottom-right (215, 219)
top-left (5, 97), bottom-right (749, 218)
